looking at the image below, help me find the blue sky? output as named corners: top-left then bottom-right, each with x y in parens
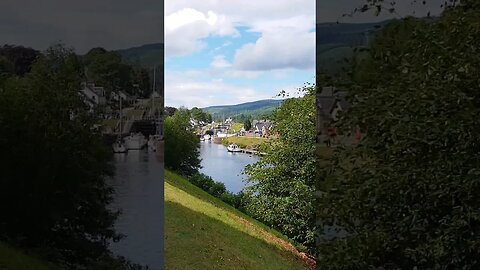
top-left (164, 1), bottom-right (315, 108)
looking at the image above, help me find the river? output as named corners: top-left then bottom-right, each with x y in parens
top-left (108, 149), bottom-right (164, 270)
top-left (199, 140), bottom-right (260, 194)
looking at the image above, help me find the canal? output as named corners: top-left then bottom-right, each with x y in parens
top-left (199, 140), bottom-right (260, 194)
top-left (108, 149), bottom-right (164, 270)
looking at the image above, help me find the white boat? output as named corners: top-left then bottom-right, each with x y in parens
top-left (204, 134), bottom-right (211, 140)
top-left (200, 136), bottom-right (205, 141)
top-left (227, 144), bottom-right (242, 152)
top-left (113, 138), bottom-right (127, 153)
top-left (125, 132), bottom-right (147, 150)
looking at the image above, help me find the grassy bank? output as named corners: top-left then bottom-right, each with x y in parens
top-left (221, 136), bottom-right (268, 149)
top-left (164, 170), bottom-right (313, 270)
top-left (0, 242), bottom-right (60, 270)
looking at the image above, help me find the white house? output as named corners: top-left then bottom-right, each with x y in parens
top-left (253, 120), bottom-right (273, 137)
top-left (79, 82), bottom-right (106, 106)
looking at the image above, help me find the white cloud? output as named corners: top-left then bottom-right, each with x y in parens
top-left (165, 1), bottom-right (315, 62)
top-left (233, 30), bottom-right (315, 71)
top-left (210, 41), bottom-right (233, 54)
top-left (165, 8), bottom-right (239, 57)
top-left (224, 70), bottom-right (264, 80)
top-left (210, 55), bottom-right (231, 69)
top-left (165, 71), bottom-right (272, 108)
top-left (165, 0), bottom-right (315, 107)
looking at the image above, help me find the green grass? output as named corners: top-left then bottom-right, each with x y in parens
top-left (227, 123), bottom-right (244, 134)
top-left (222, 136), bottom-right (268, 149)
top-left (164, 170), bottom-right (311, 270)
top-left (102, 119), bottom-right (119, 130)
top-left (125, 109), bottom-right (144, 119)
top-left (0, 242), bottom-right (60, 270)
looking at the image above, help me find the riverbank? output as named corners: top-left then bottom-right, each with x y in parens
top-left (221, 136), bottom-right (268, 149)
top-left (164, 170), bottom-right (314, 270)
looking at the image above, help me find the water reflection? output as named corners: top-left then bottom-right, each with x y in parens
top-left (108, 149), bottom-right (163, 270)
top-left (199, 141), bottom-right (260, 194)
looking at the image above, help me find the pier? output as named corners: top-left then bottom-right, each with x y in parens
top-left (234, 148), bottom-right (266, 156)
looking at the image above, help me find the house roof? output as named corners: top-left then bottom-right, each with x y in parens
top-left (317, 87), bottom-right (351, 118)
top-left (254, 121), bottom-right (273, 131)
top-left (317, 96), bottom-right (337, 116)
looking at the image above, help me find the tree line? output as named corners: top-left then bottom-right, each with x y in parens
top-left (0, 44), bottom-right (147, 269)
top-left (316, 0), bottom-right (480, 268)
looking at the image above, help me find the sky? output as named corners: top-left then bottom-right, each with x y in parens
top-left (164, 1), bottom-right (316, 108)
top-left (0, 0), bottom-right (163, 54)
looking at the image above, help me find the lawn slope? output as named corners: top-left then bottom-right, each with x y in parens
top-left (0, 242), bottom-right (60, 270)
top-left (164, 170), bottom-right (313, 270)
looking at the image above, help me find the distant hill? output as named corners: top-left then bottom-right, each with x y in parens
top-left (116, 43), bottom-right (163, 67)
top-left (317, 20), bottom-right (392, 75)
top-left (202, 99), bottom-right (284, 120)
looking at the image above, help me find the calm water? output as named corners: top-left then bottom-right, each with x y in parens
top-left (108, 149), bottom-right (164, 270)
top-left (199, 141), bottom-right (260, 194)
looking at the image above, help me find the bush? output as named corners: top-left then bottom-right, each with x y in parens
top-left (187, 173), bottom-right (246, 209)
top-left (164, 109), bottom-right (201, 176)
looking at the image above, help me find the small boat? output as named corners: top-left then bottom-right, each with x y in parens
top-left (227, 144), bottom-right (241, 152)
top-left (125, 132), bottom-right (147, 150)
top-left (200, 136), bottom-right (205, 141)
top-left (204, 134), bottom-right (211, 140)
top-left (113, 138), bottom-right (127, 153)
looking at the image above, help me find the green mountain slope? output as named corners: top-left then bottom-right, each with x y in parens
top-left (116, 43), bottom-right (164, 67)
top-left (202, 99), bottom-right (284, 119)
top-left (316, 20), bottom-right (392, 75)
top-left (164, 170), bottom-right (313, 270)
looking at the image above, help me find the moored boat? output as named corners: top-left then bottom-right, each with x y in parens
top-left (113, 138), bottom-right (127, 153)
top-left (125, 132), bottom-right (147, 150)
top-left (227, 143), bottom-right (241, 152)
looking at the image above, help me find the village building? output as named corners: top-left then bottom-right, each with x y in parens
top-left (317, 86), bottom-right (360, 145)
top-left (252, 120), bottom-right (273, 138)
top-left (78, 82), bottom-right (107, 112)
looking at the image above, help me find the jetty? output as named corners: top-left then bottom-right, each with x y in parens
top-left (236, 148), bottom-right (266, 156)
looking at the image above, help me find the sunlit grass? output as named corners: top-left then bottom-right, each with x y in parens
top-left (222, 136), bottom-right (268, 149)
top-left (164, 170), bottom-right (310, 270)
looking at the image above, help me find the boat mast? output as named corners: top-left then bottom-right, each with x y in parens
top-left (152, 65), bottom-right (156, 117)
top-left (119, 97), bottom-right (122, 137)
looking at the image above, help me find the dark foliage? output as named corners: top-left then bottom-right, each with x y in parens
top-left (0, 44), bottom-right (40, 76)
top-left (0, 44), bottom-right (120, 268)
top-left (317, 1), bottom-right (480, 268)
top-left (164, 106), bottom-right (177, 117)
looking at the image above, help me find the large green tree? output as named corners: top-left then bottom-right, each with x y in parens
top-left (317, 1), bottom-right (480, 268)
top-left (0, 44), bottom-right (119, 267)
top-left (244, 85), bottom-right (316, 252)
top-left (164, 108), bottom-right (202, 176)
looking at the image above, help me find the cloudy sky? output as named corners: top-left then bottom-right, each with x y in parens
top-left (0, 0), bottom-right (163, 54)
top-left (164, 1), bottom-right (316, 108)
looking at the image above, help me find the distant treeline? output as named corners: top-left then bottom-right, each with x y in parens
top-left (0, 44), bottom-right (155, 98)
